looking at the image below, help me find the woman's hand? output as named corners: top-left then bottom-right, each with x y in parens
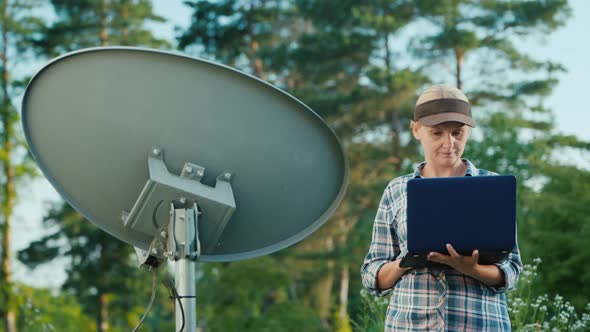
top-left (426, 243), bottom-right (478, 276)
top-left (427, 243), bottom-right (505, 287)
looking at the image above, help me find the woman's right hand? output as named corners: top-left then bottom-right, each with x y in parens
top-left (376, 258), bottom-right (412, 290)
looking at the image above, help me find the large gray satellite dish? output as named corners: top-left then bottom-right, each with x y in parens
top-left (22, 47), bottom-right (347, 331)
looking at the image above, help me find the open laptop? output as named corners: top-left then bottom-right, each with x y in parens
top-left (399, 175), bottom-right (516, 269)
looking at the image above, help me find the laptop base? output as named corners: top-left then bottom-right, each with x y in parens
top-left (399, 251), bottom-right (510, 269)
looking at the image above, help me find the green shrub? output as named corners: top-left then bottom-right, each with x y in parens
top-left (354, 258), bottom-right (590, 331)
top-left (507, 258), bottom-right (590, 331)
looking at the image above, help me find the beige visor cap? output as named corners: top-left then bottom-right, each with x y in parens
top-left (414, 85), bottom-right (476, 127)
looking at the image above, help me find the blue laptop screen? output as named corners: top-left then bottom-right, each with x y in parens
top-left (406, 175), bottom-right (516, 254)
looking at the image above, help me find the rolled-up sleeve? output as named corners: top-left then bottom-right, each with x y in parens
top-left (489, 243), bottom-right (523, 294)
top-left (479, 169), bottom-right (523, 294)
top-left (360, 185), bottom-right (400, 297)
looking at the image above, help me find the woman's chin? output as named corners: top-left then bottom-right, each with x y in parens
top-left (435, 156), bottom-right (460, 166)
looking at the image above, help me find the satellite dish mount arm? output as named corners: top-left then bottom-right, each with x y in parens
top-left (126, 147), bottom-right (237, 331)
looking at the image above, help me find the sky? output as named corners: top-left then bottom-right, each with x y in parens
top-left (11, 0), bottom-right (590, 288)
top-left (526, 0), bottom-right (590, 142)
top-left (150, 0), bottom-right (590, 141)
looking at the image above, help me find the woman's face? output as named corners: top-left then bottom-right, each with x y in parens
top-left (412, 121), bottom-right (470, 168)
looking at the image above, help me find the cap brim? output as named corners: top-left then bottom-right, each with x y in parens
top-left (419, 112), bottom-right (476, 127)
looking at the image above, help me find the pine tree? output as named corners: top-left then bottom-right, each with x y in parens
top-left (0, 1), bottom-right (45, 331)
top-left (35, 0), bottom-right (169, 56)
top-left (178, 0), bottom-right (297, 81)
top-left (19, 204), bottom-right (175, 332)
top-left (413, 0), bottom-right (590, 309)
top-left (284, 1), bottom-right (430, 329)
top-left (18, 2), bottom-right (173, 331)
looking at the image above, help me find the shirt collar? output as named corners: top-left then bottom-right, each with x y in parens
top-left (412, 158), bottom-right (477, 178)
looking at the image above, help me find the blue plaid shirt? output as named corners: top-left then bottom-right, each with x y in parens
top-left (361, 159), bottom-right (522, 331)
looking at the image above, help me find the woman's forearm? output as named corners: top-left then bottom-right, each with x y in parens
top-left (376, 259), bottom-right (410, 290)
top-left (469, 264), bottom-right (505, 287)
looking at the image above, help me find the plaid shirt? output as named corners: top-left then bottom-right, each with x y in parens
top-left (361, 159), bottom-right (522, 331)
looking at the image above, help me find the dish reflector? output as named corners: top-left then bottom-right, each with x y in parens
top-left (22, 47), bottom-right (348, 262)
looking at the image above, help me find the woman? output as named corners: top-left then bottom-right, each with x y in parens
top-left (360, 85), bottom-right (522, 331)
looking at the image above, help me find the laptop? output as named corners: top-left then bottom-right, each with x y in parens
top-left (399, 175), bottom-right (516, 269)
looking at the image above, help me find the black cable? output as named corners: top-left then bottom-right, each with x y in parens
top-left (131, 268), bottom-right (157, 332)
top-left (174, 280), bottom-right (186, 332)
top-left (163, 276), bottom-right (186, 332)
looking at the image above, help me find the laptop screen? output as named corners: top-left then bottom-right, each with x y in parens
top-left (406, 175), bottom-right (516, 255)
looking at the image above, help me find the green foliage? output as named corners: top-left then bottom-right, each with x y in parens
top-left (350, 289), bottom-right (388, 332)
top-left (423, 0), bottom-right (590, 316)
top-left (1, 1), bottom-right (47, 330)
top-left (521, 165), bottom-right (590, 310)
top-left (248, 303), bottom-right (328, 332)
top-left (18, 203), bottom-right (176, 331)
top-left (412, 0), bottom-right (570, 92)
top-left (4, 0), bottom-right (588, 331)
top-left (179, 0), bottom-right (295, 81)
top-left (34, 0), bottom-right (169, 57)
top-left (333, 310), bottom-right (353, 332)
top-left (196, 256), bottom-right (327, 331)
top-left (355, 259), bottom-right (590, 331)
top-left (507, 259), bottom-right (590, 331)
top-left (13, 2), bottom-right (177, 331)
top-left (176, 0), bottom-right (588, 330)
top-left (14, 284), bottom-right (95, 332)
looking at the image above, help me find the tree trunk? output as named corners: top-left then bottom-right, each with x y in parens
top-left (121, 2), bottom-right (129, 44)
top-left (97, 293), bottom-right (110, 332)
top-left (384, 33), bottom-right (391, 74)
top-left (390, 109), bottom-right (402, 172)
top-left (385, 34), bottom-right (402, 172)
top-left (455, 48), bottom-right (463, 90)
top-left (337, 263), bottom-right (351, 331)
top-left (250, 39), bottom-right (265, 80)
top-left (316, 266), bottom-right (334, 327)
top-left (0, 0), bottom-right (17, 330)
top-left (245, 2), bottom-right (266, 81)
top-left (313, 237), bottom-right (334, 327)
top-left (100, 0), bottom-right (109, 46)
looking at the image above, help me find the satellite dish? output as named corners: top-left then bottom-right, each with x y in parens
top-left (22, 47), bottom-right (348, 330)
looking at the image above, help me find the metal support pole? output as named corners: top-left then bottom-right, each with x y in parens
top-left (172, 204), bottom-right (200, 332)
top-left (175, 255), bottom-right (196, 331)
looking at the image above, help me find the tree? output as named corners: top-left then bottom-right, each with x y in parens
top-left (177, 1), bottom-right (427, 330)
top-left (178, 0), bottom-right (297, 81)
top-left (35, 0), bottom-right (169, 56)
top-left (523, 164), bottom-right (590, 309)
top-left (179, 0), bottom-right (425, 330)
top-left (18, 2), bottom-right (172, 331)
top-left (413, 0), bottom-right (570, 90)
top-left (15, 283), bottom-right (95, 331)
top-left (19, 202), bottom-right (176, 332)
top-left (0, 1), bottom-right (45, 331)
top-left (173, 0), bottom-right (588, 328)
top-left (411, 0), bottom-right (572, 173)
top-left (196, 257), bottom-right (327, 332)
top-left (412, 0), bottom-right (590, 310)
top-left (284, 1), bottom-right (430, 329)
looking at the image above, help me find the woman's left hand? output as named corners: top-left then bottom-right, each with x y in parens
top-left (426, 243), bottom-right (479, 277)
